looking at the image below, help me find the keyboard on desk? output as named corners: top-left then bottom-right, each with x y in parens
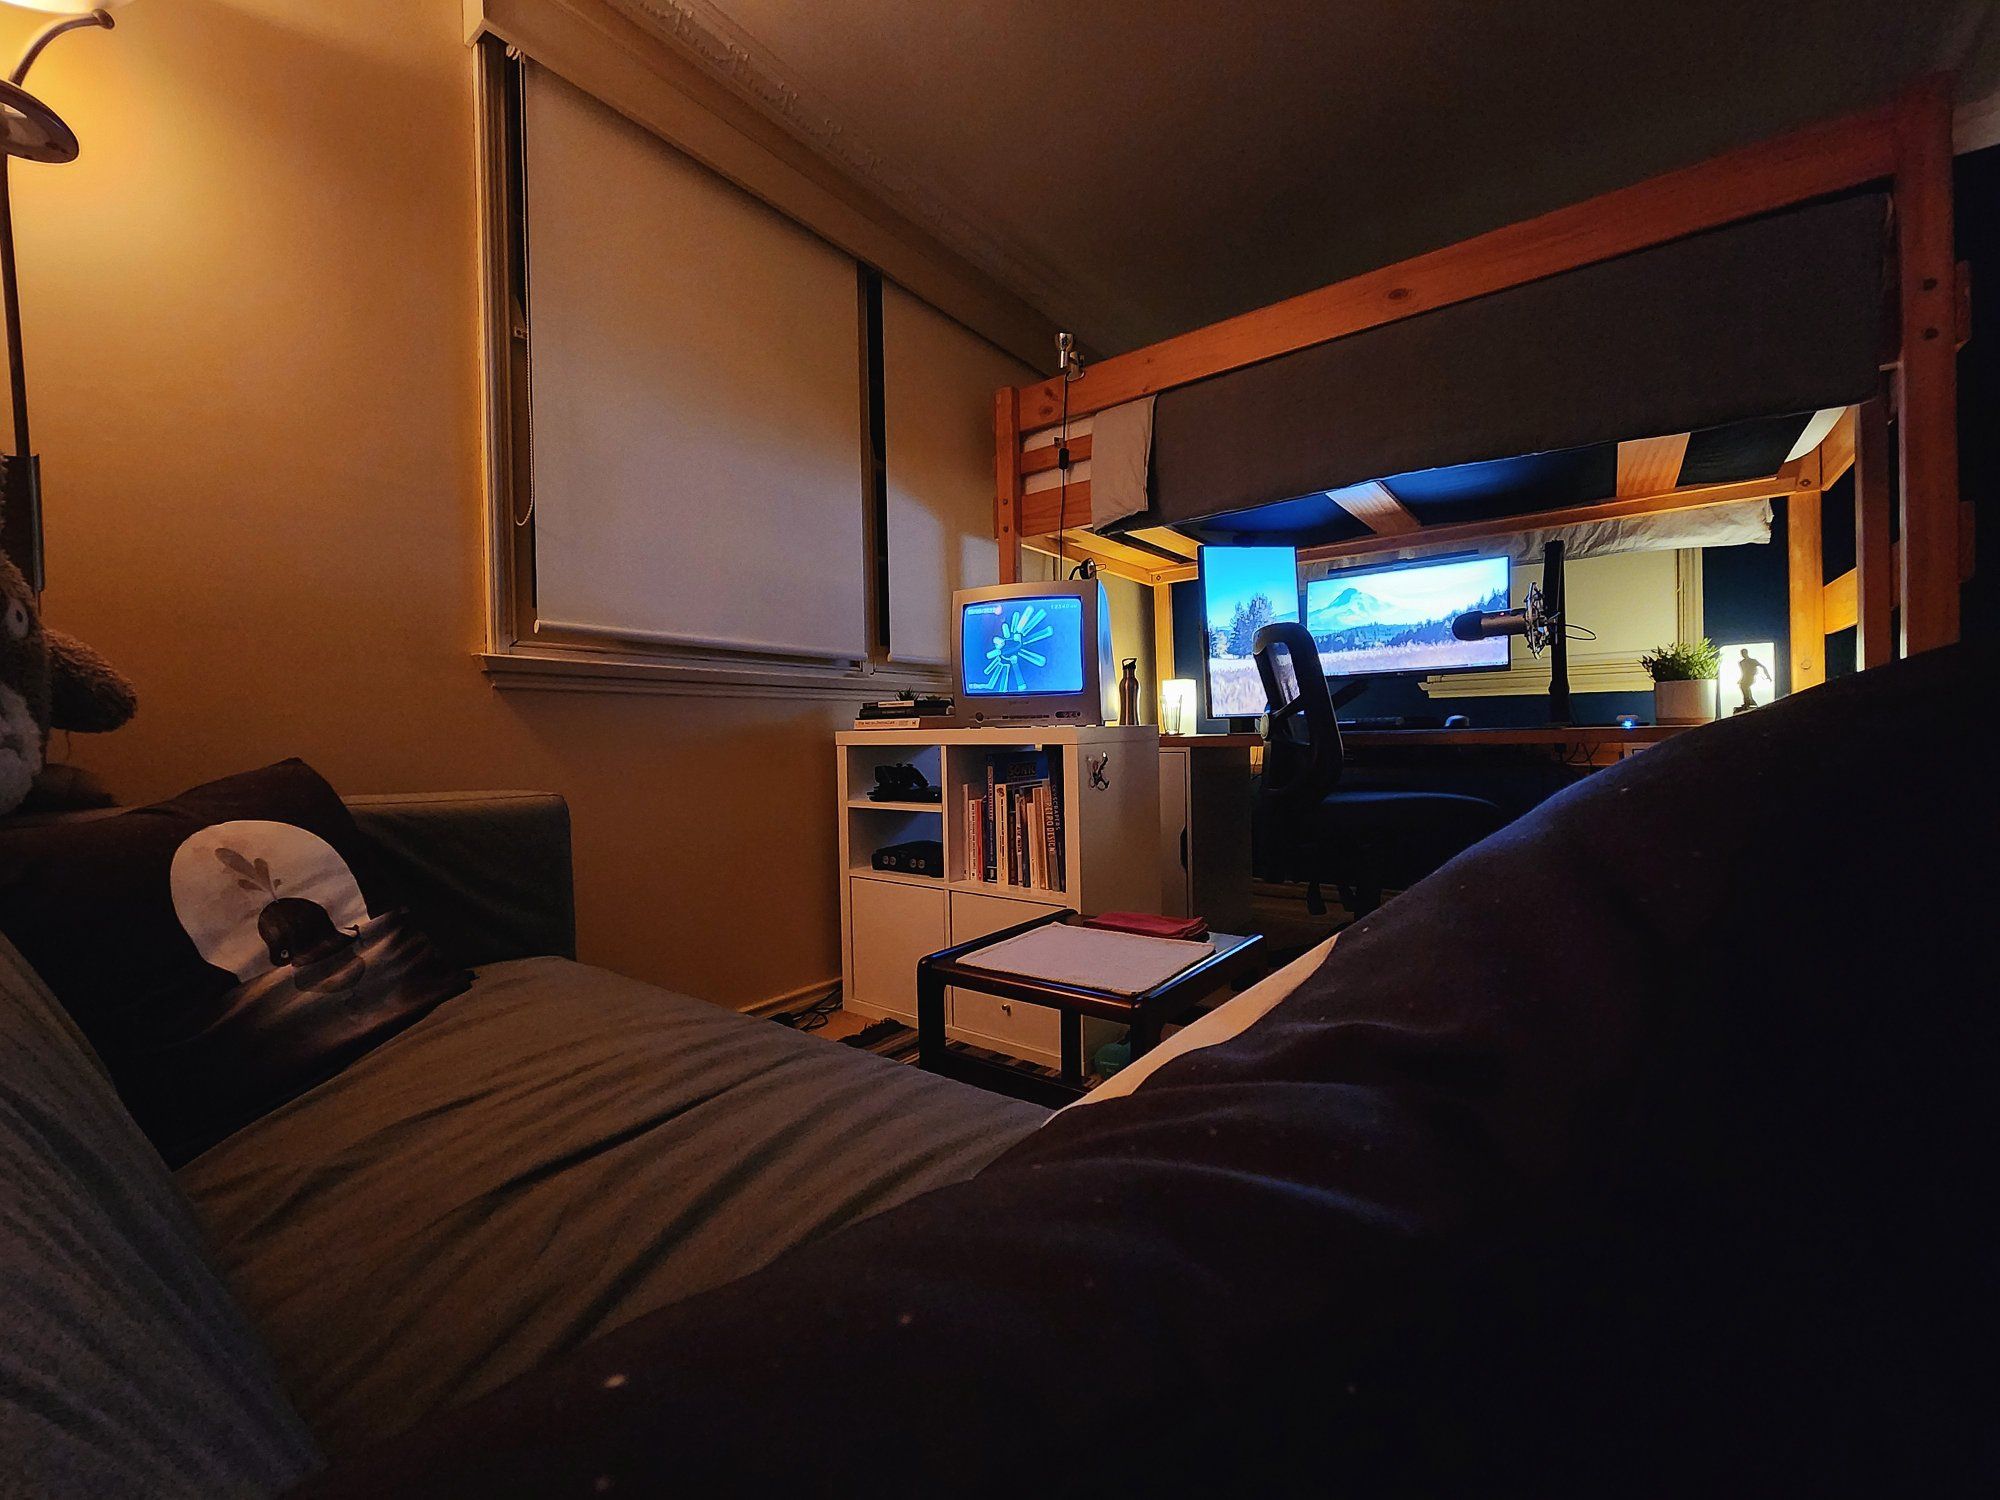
top-left (1339, 715), bottom-right (1445, 731)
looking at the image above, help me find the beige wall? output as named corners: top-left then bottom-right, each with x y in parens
top-left (5, 0), bottom-right (854, 1010)
top-left (1020, 548), bottom-right (1157, 723)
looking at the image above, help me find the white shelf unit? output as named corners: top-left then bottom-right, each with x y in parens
top-left (837, 725), bottom-right (1160, 1069)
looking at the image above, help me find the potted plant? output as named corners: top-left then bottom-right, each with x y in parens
top-left (1640, 638), bottom-right (1722, 724)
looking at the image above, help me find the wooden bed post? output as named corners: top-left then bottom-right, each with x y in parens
top-left (1853, 396), bottom-right (1895, 669)
top-left (994, 386), bottom-right (1022, 584)
top-left (1787, 490), bottom-right (1827, 691)
top-left (1893, 76), bottom-right (1961, 654)
top-left (1151, 581), bottom-right (1178, 719)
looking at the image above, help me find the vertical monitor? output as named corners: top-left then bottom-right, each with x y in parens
top-left (1199, 545), bottom-right (1301, 718)
top-left (1304, 554), bottom-right (1511, 676)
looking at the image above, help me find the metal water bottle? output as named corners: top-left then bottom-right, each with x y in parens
top-left (1117, 658), bottom-right (1141, 725)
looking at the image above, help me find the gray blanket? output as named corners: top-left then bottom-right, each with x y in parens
top-left (178, 957), bottom-right (1043, 1456)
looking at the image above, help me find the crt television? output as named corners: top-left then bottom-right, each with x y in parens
top-left (1304, 553), bottom-right (1511, 677)
top-left (1199, 545), bottom-right (1301, 719)
top-left (953, 580), bottom-right (1116, 725)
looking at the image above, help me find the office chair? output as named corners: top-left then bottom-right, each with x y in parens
top-left (1252, 622), bottom-right (1502, 917)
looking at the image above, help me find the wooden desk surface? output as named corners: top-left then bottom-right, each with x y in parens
top-left (1167, 726), bottom-right (1687, 749)
top-left (1342, 724), bottom-right (1686, 747)
top-left (1343, 722), bottom-right (1691, 767)
top-left (1162, 725), bottom-right (1689, 768)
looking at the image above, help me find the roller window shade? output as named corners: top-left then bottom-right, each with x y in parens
top-left (880, 285), bottom-right (1035, 664)
top-left (523, 64), bottom-right (866, 660)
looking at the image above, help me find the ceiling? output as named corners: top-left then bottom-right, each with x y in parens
top-left (615, 0), bottom-right (2000, 357)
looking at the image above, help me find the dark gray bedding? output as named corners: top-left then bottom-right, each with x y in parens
top-left (177, 956), bottom-right (1044, 1456)
top-left (296, 641), bottom-right (2000, 1500)
top-left (2, 936), bottom-right (319, 1500)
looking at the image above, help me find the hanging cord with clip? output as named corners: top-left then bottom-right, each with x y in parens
top-left (1054, 331), bottom-right (1093, 579)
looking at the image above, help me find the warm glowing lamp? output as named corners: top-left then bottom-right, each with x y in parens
top-left (0, 3), bottom-right (127, 590)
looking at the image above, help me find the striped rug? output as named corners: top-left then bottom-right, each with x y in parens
top-left (841, 1018), bottom-right (1073, 1085)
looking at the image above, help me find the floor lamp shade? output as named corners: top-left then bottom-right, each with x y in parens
top-left (0, 77), bottom-right (76, 161)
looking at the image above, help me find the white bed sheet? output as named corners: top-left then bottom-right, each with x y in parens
top-left (1060, 936), bottom-right (1339, 1113)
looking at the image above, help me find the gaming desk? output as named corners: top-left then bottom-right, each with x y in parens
top-left (1168, 725), bottom-right (1690, 769)
top-left (1342, 723), bottom-right (1689, 768)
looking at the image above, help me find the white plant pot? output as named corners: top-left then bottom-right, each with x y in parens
top-left (1653, 677), bottom-right (1719, 725)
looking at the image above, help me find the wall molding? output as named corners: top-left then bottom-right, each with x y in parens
top-left (608, 0), bottom-right (1107, 346)
top-left (464, 0), bottom-right (1058, 365)
top-left (742, 976), bottom-right (842, 1018)
top-left (1674, 547), bottom-right (1705, 645)
top-left (1419, 652), bottom-right (1658, 699)
top-left (1418, 549), bottom-right (1703, 698)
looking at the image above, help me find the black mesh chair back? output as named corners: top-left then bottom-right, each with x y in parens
top-left (1253, 621), bottom-right (1344, 813)
top-left (1252, 619), bottom-right (1503, 918)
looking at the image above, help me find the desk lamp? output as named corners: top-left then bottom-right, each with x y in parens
top-left (0, 2), bottom-right (126, 592)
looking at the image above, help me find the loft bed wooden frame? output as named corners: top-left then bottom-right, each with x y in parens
top-left (991, 76), bottom-right (1969, 693)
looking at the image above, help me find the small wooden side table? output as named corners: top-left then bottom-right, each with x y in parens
top-left (916, 910), bottom-right (1265, 1106)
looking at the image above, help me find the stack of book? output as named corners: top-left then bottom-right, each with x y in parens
top-left (853, 694), bottom-right (955, 731)
top-left (964, 751), bottom-right (1065, 892)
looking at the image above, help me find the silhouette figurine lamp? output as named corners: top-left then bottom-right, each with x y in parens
top-left (0, 2), bottom-right (126, 591)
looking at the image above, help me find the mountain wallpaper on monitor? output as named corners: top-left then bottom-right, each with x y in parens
top-left (1306, 557), bottom-right (1510, 674)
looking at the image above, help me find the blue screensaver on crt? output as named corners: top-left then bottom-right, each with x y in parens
top-left (961, 596), bottom-right (1087, 696)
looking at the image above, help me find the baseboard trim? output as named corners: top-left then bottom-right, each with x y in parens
top-left (743, 976), bottom-right (841, 1018)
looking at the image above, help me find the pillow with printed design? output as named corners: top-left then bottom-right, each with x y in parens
top-left (0, 758), bottom-right (469, 1165)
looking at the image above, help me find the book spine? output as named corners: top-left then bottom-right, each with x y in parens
top-left (1041, 784), bottom-right (1056, 892)
top-left (852, 716), bottom-right (956, 730)
top-left (1009, 784), bottom-right (1021, 886)
top-left (1028, 787), bottom-right (1041, 890)
top-left (1013, 791), bottom-right (1027, 887)
top-left (983, 763), bottom-right (996, 883)
top-left (1039, 788), bottom-right (1052, 890)
top-left (1003, 784), bottom-right (1014, 884)
top-left (1051, 769), bottom-right (1066, 893)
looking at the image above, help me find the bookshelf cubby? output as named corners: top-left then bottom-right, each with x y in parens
top-left (836, 725), bottom-right (1159, 1068)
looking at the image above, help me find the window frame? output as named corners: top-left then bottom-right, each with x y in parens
top-left (473, 41), bottom-right (947, 700)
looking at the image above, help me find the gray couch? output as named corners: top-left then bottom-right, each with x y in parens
top-left (2, 792), bottom-right (1044, 1498)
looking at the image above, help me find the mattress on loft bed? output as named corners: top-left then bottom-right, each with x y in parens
top-left (176, 954), bottom-right (1045, 1457)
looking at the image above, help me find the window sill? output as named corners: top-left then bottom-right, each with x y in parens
top-left (478, 647), bottom-right (949, 701)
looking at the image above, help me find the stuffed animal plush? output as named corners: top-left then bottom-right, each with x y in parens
top-left (1, 550), bottom-right (137, 815)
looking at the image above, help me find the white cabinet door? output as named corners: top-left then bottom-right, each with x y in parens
top-left (1157, 748), bottom-right (1190, 918)
top-left (849, 876), bottom-right (947, 1025)
top-left (947, 889), bottom-right (1068, 1060)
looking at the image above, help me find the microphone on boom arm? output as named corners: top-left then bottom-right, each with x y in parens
top-left (1447, 539), bottom-right (1574, 724)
